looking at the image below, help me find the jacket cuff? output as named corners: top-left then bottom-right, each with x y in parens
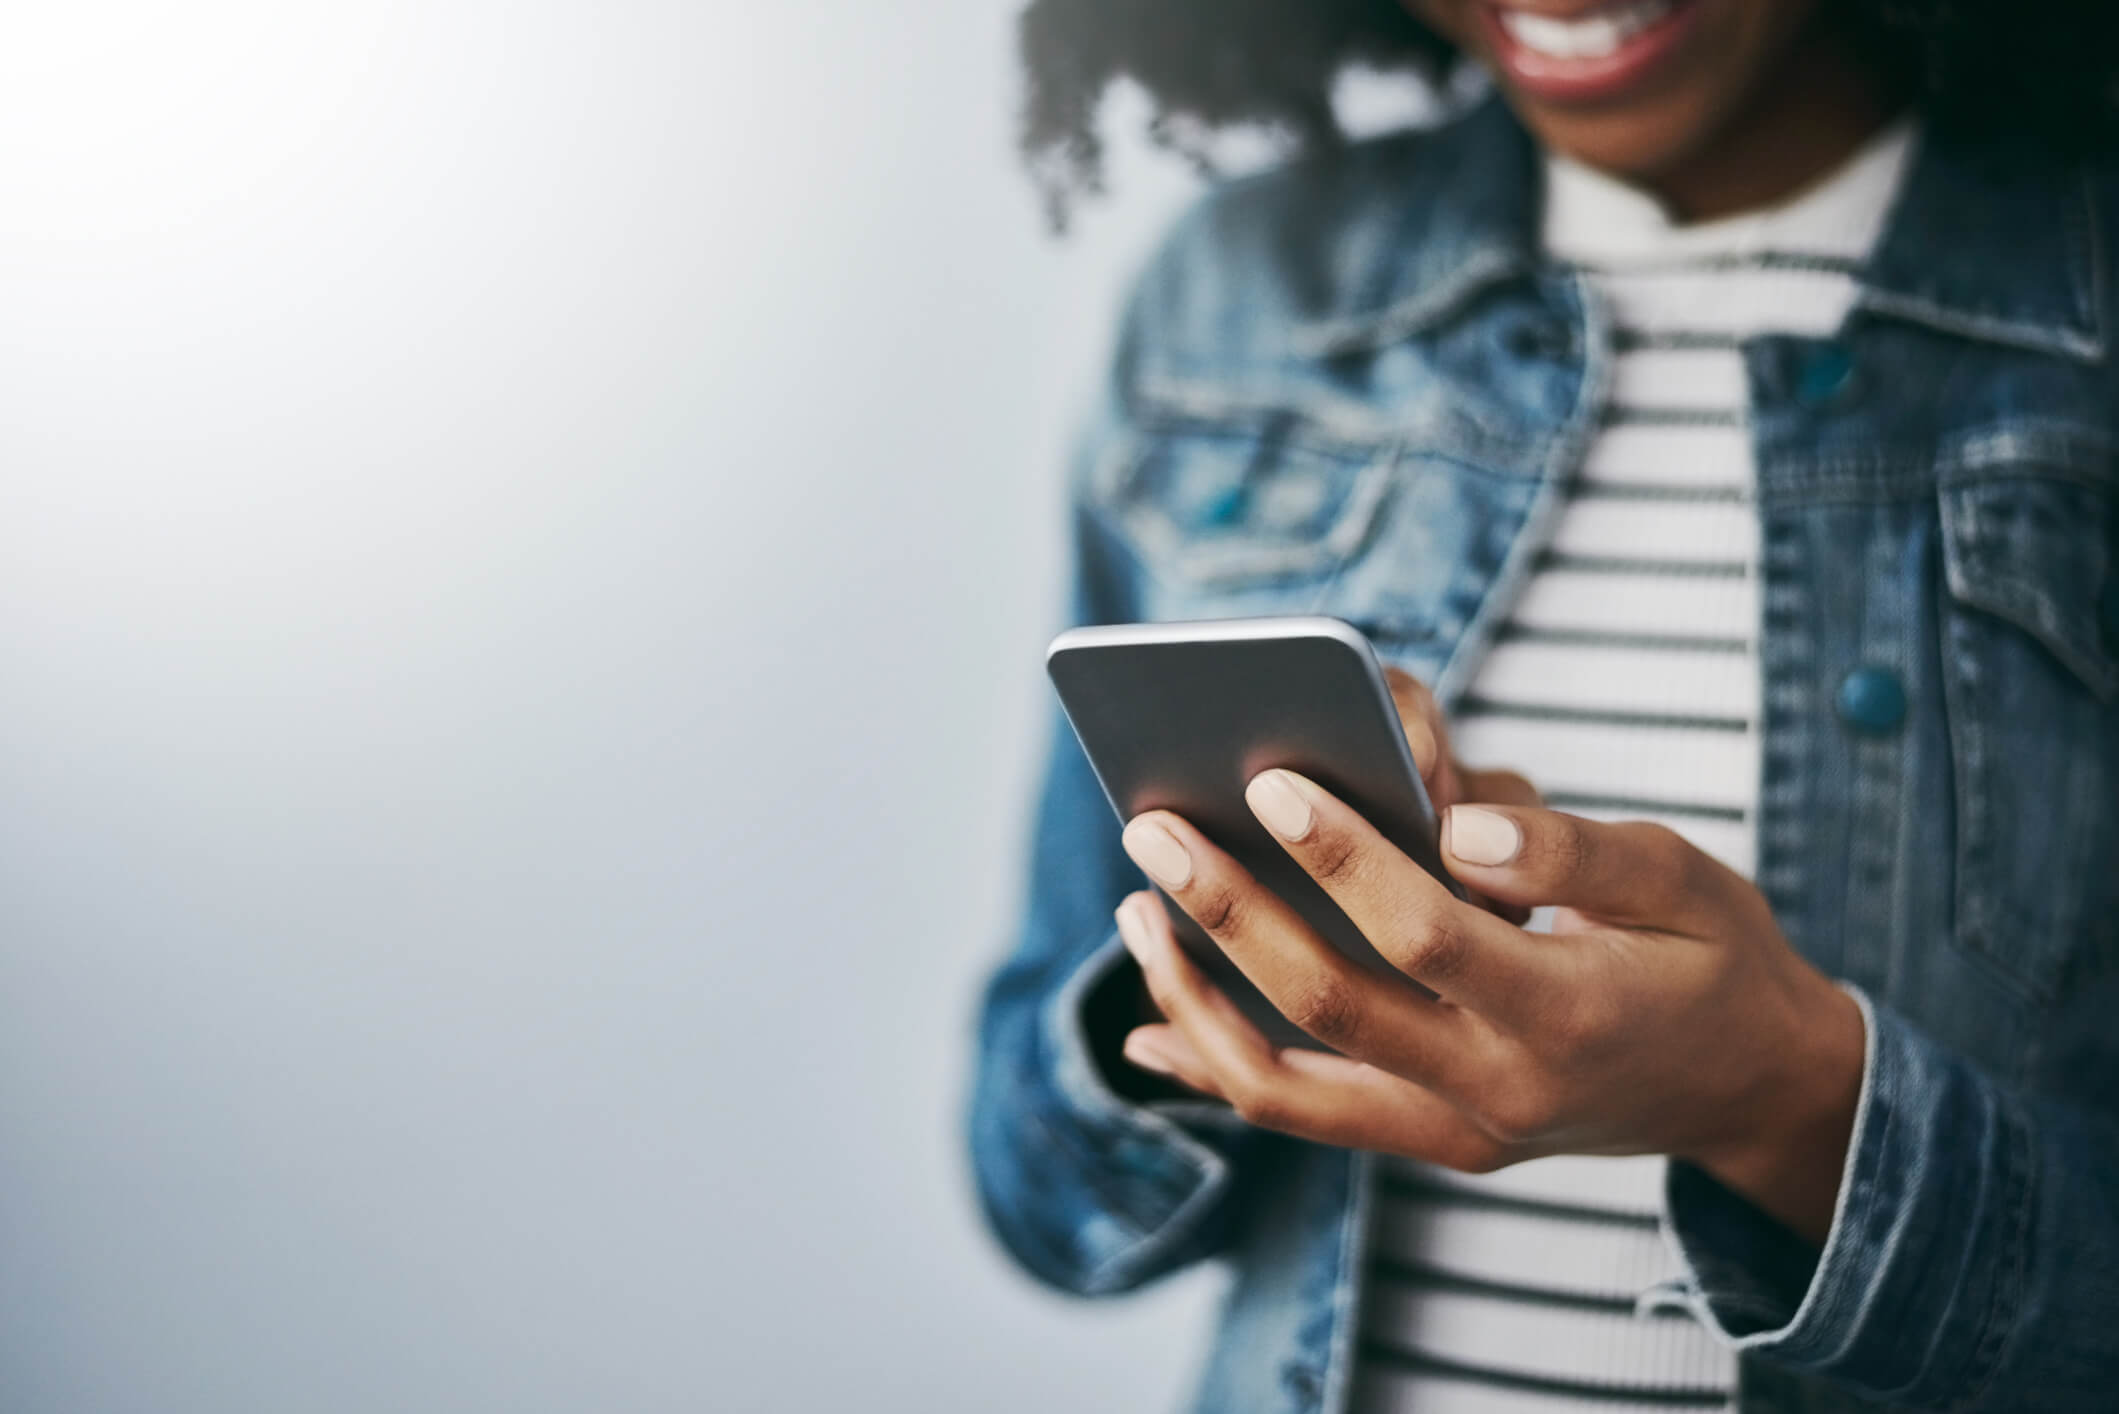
top-left (1655, 986), bottom-right (2039, 1403)
top-left (1030, 934), bottom-right (1248, 1291)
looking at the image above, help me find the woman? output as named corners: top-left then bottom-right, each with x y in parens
top-left (970, 2), bottom-right (2119, 1411)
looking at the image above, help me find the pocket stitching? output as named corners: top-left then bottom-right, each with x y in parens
top-left (1938, 478), bottom-right (2118, 702)
top-left (1092, 423), bottom-right (1399, 592)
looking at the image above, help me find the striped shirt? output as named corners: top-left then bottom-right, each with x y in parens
top-left (1352, 120), bottom-right (1916, 1414)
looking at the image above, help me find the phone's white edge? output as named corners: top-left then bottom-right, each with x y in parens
top-left (1045, 615), bottom-right (1375, 665)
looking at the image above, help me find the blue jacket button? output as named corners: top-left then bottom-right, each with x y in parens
top-left (1796, 345), bottom-right (1854, 405)
top-left (1837, 666), bottom-right (1907, 734)
top-left (1200, 484), bottom-right (1248, 526)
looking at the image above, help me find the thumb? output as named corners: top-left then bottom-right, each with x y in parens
top-left (1439, 806), bottom-right (1737, 934)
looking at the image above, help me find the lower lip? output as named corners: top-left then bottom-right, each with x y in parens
top-left (1479, 0), bottom-right (1705, 105)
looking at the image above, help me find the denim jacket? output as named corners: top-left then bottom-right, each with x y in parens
top-left (968, 96), bottom-right (2119, 1414)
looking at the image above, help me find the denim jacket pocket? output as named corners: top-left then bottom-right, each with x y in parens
top-left (1937, 459), bottom-right (2119, 1006)
top-left (1941, 472), bottom-right (2118, 702)
top-left (1091, 403), bottom-right (1396, 607)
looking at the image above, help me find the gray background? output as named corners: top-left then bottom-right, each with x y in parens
top-left (0, 4), bottom-right (1436, 1409)
top-left (0, 3), bottom-right (1222, 1410)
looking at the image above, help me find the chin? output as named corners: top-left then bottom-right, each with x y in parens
top-left (1514, 88), bottom-right (1734, 182)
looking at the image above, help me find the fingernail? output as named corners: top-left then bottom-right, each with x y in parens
top-left (1122, 818), bottom-right (1193, 889)
top-left (1447, 806), bottom-right (1521, 866)
top-left (1246, 769), bottom-right (1314, 842)
top-left (1114, 896), bottom-right (1150, 962)
top-left (1123, 1031), bottom-right (1178, 1076)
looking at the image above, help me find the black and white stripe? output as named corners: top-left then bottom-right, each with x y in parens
top-left (1353, 118), bottom-right (1915, 1414)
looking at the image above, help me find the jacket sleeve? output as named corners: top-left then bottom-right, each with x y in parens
top-left (1658, 985), bottom-right (2119, 1411)
top-left (964, 349), bottom-right (1269, 1294)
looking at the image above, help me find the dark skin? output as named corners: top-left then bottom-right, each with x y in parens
top-left (1407, 0), bottom-right (1905, 220)
top-left (1120, 682), bottom-right (1862, 1243)
top-left (1116, 2), bottom-right (1901, 1242)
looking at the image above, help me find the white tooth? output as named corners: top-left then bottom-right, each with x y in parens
top-left (1501, 12), bottom-right (1580, 58)
top-left (1573, 16), bottom-right (1622, 56)
top-left (1500, 0), bottom-right (1674, 60)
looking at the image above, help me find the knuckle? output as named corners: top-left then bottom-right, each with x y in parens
top-left (1284, 976), bottom-right (1364, 1048)
top-left (1138, 969), bottom-right (1182, 1021)
top-left (1392, 911), bottom-right (1471, 984)
top-left (1481, 1084), bottom-right (1557, 1147)
top-left (1446, 1137), bottom-right (1513, 1176)
top-left (1555, 985), bottom-right (1620, 1052)
top-left (1190, 882), bottom-right (1245, 937)
top-left (1633, 823), bottom-right (1701, 902)
top-left (1536, 817), bottom-right (1596, 880)
top-left (1542, 1004), bottom-right (1597, 1064)
top-left (1227, 1078), bottom-right (1295, 1133)
top-left (1303, 829), bottom-right (1365, 887)
top-left (1542, 1012), bottom-right (1609, 1073)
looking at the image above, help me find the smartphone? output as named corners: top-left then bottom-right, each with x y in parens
top-left (1046, 615), bottom-right (1459, 1048)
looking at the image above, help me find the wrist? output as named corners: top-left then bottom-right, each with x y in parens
top-left (1691, 979), bottom-right (1865, 1245)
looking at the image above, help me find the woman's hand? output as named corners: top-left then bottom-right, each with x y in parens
top-left (1113, 770), bottom-right (1865, 1244)
top-left (1377, 668), bottom-right (1540, 921)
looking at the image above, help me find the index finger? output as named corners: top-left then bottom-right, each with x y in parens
top-left (1121, 811), bottom-right (1485, 1090)
top-left (1243, 767), bottom-right (1573, 1030)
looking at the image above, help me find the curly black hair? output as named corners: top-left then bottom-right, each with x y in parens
top-left (1018, 0), bottom-right (2119, 227)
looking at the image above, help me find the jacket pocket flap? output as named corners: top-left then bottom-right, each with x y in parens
top-left (1941, 475), bottom-right (2117, 701)
top-left (1092, 410), bottom-right (1396, 590)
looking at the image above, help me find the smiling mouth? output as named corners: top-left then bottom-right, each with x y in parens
top-left (1496, 0), bottom-right (1676, 60)
top-left (1480, 0), bottom-right (1703, 104)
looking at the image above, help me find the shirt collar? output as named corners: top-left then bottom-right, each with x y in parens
top-left (1540, 117), bottom-right (1914, 266)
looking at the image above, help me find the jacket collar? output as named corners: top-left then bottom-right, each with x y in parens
top-left (1860, 123), bottom-right (2105, 360)
top-left (1296, 95), bottom-right (2107, 364)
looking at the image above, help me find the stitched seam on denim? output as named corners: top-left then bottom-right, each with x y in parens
top-left (1318, 1150), bottom-right (1373, 1414)
top-left (1938, 480), bottom-right (2119, 701)
top-left (1566, 249), bottom-right (1868, 278)
top-left (1939, 427), bottom-right (2114, 481)
top-left (1758, 434), bottom-right (2114, 492)
top-left (1756, 469), bottom-right (2115, 520)
top-left (1434, 273), bottom-right (1607, 708)
top-left (1299, 447), bottom-right (1411, 620)
top-left (1853, 289), bottom-right (2104, 362)
top-left (1130, 375), bottom-right (1546, 475)
top-left (1823, 1010), bottom-right (1897, 1365)
top-left (1935, 522), bottom-right (2110, 997)
top-left (1078, 1149), bottom-right (1233, 1294)
top-left (1131, 377), bottom-right (1413, 451)
top-left (1081, 455), bottom-right (1399, 598)
top-left (1942, 1089), bottom-right (2038, 1414)
top-left (1753, 515), bottom-right (1810, 943)
top-left (1022, 1088), bottom-right (1197, 1247)
top-left (1932, 593), bottom-right (2037, 1007)
top-left (1945, 576), bottom-right (2118, 703)
top-left (1293, 247), bottom-right (1531, 356)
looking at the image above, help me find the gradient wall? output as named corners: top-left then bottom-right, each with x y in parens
top-left (0, 4), bottom-right (1220, 1409)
